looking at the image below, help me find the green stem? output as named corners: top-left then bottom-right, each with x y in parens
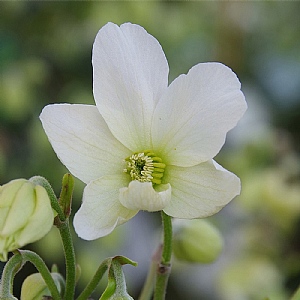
top-left (30, 175), bottom-right (77, 299)
top-left (0, 250), bottom-right (61, 300)
top-left (56, 219), bottom-right (76, 300)
top-left (160, 211), bottom-right (172, 264)
top-left (19, 250), bottom-right (61, 300)
top-left (138, 246), bottom-right (162, 300)
top-left (76, 258), bottom-right (110, 300)
top-left (0, 252), bottom-right (23, 299)
top-left (154, 211), bottom-right (172, 300)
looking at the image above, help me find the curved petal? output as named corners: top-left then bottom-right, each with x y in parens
top-left (40, 104), bottom-right (130, 184)
top-left (18, 185), bottom-right (54, 246)
top-left (93, 22), bottom-right (169, 151)
top-left (1, 181), bottom-right (35, 235)
top-left (152, 63), bottom-right (247, 167)
top-left (73, 175), bottom-right (138, 240)
top-left (119, 181), bottom-right (171, 211)
top-left (163, 160), bottom-right (240, 218)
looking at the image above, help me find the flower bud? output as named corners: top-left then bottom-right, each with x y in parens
top-left (0, 179), bottom-right (54, 261)
top-left (20, 272), bottom-right (65, 300)
top-left (173, 219), bottom-right (223, 264)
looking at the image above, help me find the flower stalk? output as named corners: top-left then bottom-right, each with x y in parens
top-left (154, 211), bottom-right (172, 300)
top-left (55, 175), bottom-right (76, 300)
top-left (55, 218), bottom-right (76, 300)
top-left (30, 174), bottom-right (76, 300)
top-left (0, 250), bottom-right (61, 300)
top-left (138, 245), bottom-right (162, 300)
top-left (0, 251), bottom-right (23, 299)
top-left (76, 258), bottom-right (110, 300)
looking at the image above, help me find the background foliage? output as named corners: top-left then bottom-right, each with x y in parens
top-left (1, 2), bottom-right (300, 299)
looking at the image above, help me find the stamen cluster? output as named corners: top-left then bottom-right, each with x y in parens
top-left (124, 151), bottom-right (166, 185)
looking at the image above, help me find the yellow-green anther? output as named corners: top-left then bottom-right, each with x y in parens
top-left (124, 151), bottom-right (166, 185)
top-left (153, 163), bottom-right (166, 168)
top-left (152, 173), bottom-right (164, 178)
top-left (152, 178), bottom-right (162, 185)
top-left (145, 152), bottom-right (155, 156)
top-left (152, 157), bottom-right (162, 162)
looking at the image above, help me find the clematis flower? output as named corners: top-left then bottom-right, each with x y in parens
top-left (40, 22), bottom-right (247, 240)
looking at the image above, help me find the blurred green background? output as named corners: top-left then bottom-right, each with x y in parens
top-left (1, 2), bottom-right (300, 299)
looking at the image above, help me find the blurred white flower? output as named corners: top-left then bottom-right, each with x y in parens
top-left (40, 22), bottom-right (246, 240)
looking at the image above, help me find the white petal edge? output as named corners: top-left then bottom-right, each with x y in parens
top-left (40, 104), bottom-right (131, 184)
top-left (163, 160), bottom-right (241, 218)
top-left (119, 181), bottom-right (171, 212)
top-left (73, 175), bottom-right (138, 240)
top-left (152, 62), bottom-right (247, 167)
top-left (93, 22), bottom-right (169, 151)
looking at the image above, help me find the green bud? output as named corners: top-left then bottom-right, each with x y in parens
top-left (173, 219), bottom-right (223, 264)
top-left (20, 272), bottom-right (65, 300)
top-left (58, 173), bottom-right (74, 218)
top-left (0, 179), bottom-right (54, 261)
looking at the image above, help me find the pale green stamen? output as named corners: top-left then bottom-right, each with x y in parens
top-left (124, 151), bottom-right (166, 185)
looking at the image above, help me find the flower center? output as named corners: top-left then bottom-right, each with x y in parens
top-left (124, 151), bottom-right (166, 185)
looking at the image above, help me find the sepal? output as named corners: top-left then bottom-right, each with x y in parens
top-left (99, 256), bottom-right (137, 300)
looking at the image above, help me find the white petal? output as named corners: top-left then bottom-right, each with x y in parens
top-left (93, 22), bottom-right (169, 151)
top-left (119, 181), bottom-right (171, 212)
top-left (73, 175), bottom-right (138, 240)
top-left (152, 63), bottom-right (247, 167)
top-left (163, 160), bottom-right (240, 218)
top-left (40, 104), bottom-right (130, 184)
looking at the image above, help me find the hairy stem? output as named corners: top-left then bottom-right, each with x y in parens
top-left (76, 258), bottom-right (110, 300)
top-left (56, 219), bottom-right (76, 300)
top-left (153, 211), bottom-right (172, 300)
top-left (0, 252), bottom-right (23, 299)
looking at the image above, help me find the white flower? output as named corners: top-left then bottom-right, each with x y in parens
top-left (40, 22), bottom-right (247, 240)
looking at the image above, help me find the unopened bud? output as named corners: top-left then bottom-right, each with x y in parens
top-left (173, 219), bottom-right (223, 263)
top-left (21, 272), bottom-right (65, 300)
top-left (0, 179), bottom-right (54, 261)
